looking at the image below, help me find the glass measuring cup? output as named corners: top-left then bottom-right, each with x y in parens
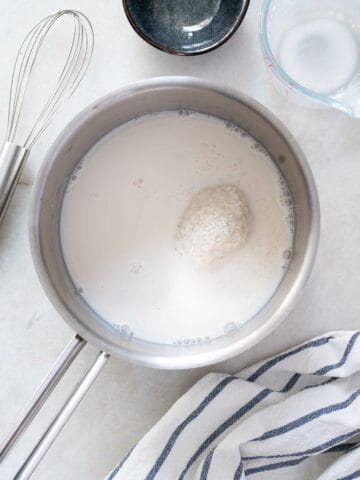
top-left (260, 0), bottom-right (360, 117)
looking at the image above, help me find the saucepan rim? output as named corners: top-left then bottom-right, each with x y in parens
top-left (29, 76), bottom-right (320, 369)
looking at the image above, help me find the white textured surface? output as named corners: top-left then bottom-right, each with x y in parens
top-left (0, 1), bottom-right (359, 479)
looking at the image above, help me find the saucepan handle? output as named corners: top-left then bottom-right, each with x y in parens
top-left (0, 334), bottom-right (86, 462)
top-left (14, 350), bottom-right (110, 480)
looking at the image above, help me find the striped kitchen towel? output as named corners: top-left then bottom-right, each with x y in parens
top-left (107, 331), bottom-right (360, 479)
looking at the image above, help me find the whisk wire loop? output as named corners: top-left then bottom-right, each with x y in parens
top-left (6, 10), bottom-right (94, 149)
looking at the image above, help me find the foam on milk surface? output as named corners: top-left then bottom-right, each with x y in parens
top-left (61, 112), bottom-right (293, 345)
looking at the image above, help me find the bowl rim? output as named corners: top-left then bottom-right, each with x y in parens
top-left (122, 0), bottom-right (251, 56)
top-left (259, 0), bottom-right (350, 115)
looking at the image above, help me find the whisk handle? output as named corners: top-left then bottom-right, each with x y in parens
top-left (0, 141), bottom-right (29, 226)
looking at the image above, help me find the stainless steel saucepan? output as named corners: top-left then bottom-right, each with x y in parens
top-left (1, 77), bottom-right (320, 479)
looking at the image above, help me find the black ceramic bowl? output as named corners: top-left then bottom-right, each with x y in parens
top-left (123, 0), bottom-right (250, 55)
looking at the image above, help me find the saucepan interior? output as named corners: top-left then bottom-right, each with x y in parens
top-left (29, 77), bottom-right (319, 369)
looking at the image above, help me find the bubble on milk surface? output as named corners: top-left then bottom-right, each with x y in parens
top-left (178, 109), bottom-right (193, 117)
top-left (113, 323), bottom-right (134, 337)
top-left (283, 249), bottom-right (292, 260)
top-left (224, 322), bottom-right (238, 334)
top-left (66, 160), bottom-right (86, 193)
top-left (251, 141), bottom-right (269, 156)
top-left (174, 335), bottom-right (212, 345)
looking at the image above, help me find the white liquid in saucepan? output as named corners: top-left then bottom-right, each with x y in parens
top-left (60, 112), bottom-right (294, 345)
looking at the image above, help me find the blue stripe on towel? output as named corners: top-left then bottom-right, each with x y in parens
top-left (282, 332), bottom-right (359, 393)
top-left (116, 333), bottom-right (358, 479)
top-left (347, 443), bottom-right (360, 453)
top-left (243, 428), bottom-right (360, 460)
top-left (314, 331), bottom-right (360, 375)
top-left (178, 348), bottom-right (349, 479)
top-left (283, 371), bottom-right (335, 394)
top-left (253, 389), bottom-right (360, 442)
top-left (338, 469), bottom-right (360, 480)
top-left (144, 375), bottom-right (237, 480)
top-left (247, 336), bottom-right (333, 382)
top-left (244, 456), bottom-right (307, 475)
top-left (281, 373), bottom-right (301, 392)
top-left (107, 446), bottom-right (135, 480)
top-left (326, 443), bottom-right (358, 453)
top-left (302, 377), bottom-right (337, 391)
top-left (234, 460), bottom-right (244, 480)
top-left (200, 448), bottom-right (215, 480)
top-left (145, 334), bottom-right (341, 478)
top-left (178, 389), bottom-right (272, 480)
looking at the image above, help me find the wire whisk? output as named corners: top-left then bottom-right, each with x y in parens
top-left (0, 10), bottom-right (94, 226)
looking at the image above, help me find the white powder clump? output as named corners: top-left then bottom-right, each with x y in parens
top-left (175, 184), bottom-right (251, 267)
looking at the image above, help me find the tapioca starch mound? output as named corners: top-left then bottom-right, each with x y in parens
top-left (175, 184), bottom-right (251, 267)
